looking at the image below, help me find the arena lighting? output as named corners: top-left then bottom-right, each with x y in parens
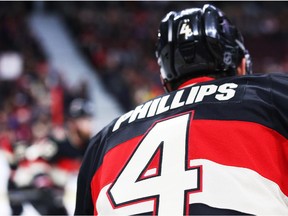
top-left (0, 52), bottom-right (23, 80)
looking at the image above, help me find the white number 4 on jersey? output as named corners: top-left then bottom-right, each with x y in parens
top-left (107, 113), bottom-right (202, 215)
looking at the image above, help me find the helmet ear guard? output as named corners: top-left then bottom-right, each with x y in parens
top-left (234, 39), bottom-right (253, 75)
top-left (156, 4), bottom-right (252, 91)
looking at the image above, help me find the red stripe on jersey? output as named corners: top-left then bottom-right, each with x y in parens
top-left (91, 136), bottom-right (143, 215)
top-left (188, 120), bottom-right (288, 196)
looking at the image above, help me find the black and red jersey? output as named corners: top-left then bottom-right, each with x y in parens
top-left (75, 73), bottom-right (288, 215)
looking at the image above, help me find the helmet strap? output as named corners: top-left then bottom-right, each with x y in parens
top-left (160, 75), bottom-right (172, 93)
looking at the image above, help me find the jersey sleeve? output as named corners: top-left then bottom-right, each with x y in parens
top-left (74, 134), bottom-right (102, 215)
top-left (270, 73), bottom-right (288, 137)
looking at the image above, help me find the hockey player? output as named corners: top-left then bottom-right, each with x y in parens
top-left (74, 4), bottom-right (288, 215)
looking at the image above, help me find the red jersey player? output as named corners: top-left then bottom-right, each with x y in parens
top-left (75, 4), bottom-right (288, 215)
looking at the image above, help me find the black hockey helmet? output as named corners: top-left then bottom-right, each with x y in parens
top-left (156, 4), bottom-right (252, 91)
top-left (68, 98), bottom-right (93, 118)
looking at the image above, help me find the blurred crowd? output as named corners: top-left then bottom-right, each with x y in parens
top-left (50, 1), bottom-right (288, 111)
top-left (0, 2), bottom-right (92, 215)
top-left (0, 1), bottom-right (288, 215)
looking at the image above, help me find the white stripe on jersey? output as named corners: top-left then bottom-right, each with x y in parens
top-left (189, 159), bottom-right (288, 215)
top-left (97, 183), bottom-right (154, 215)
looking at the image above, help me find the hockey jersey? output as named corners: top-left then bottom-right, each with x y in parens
top-left (75, 73), bottom-right (288, 215)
